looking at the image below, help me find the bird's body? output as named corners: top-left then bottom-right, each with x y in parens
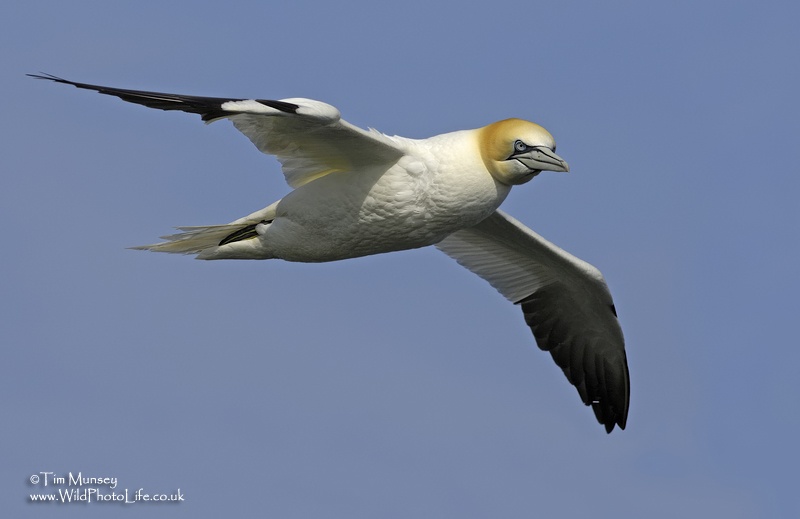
top-left (205, 129), bottom-right (509, 261)
top-left (31, 73), bottom-right (630, 433)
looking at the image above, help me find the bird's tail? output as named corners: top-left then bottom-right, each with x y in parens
top-left (131, 202), bottom-right (279, 258)
top-left (130, 223), bottom-right (255, 255)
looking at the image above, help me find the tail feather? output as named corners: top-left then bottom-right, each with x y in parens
top-left (131, 202), bottom-right (279, 257)
top-left (130, 224), bottom-right (252, 254)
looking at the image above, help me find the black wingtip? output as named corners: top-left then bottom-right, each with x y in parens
top-left (26, 73), bottom-right (302, 123)
top-left (595, 407), bottom-right (625, 434)
top-left (596, 397), bottom-right (628, 434)
top-left (27, 73), bottom-right (96, 92)
top-left (28, 72), bottom-right (69, 83)
top-left (518, 288), bottom-right (630, 434)
top-left (605, 420), bottom-right (626, 434)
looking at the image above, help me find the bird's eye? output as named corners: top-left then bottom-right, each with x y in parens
top-left (514, 140), bottom-right (527, 153)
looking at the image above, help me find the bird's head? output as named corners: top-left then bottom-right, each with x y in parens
top-left (478, 118), bottom-right (569, 185)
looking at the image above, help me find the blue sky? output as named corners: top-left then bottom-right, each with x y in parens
top-left (2, 1), bottom-right (798, 517)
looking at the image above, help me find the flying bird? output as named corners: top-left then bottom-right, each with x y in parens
top-left (30, 73), bottom-right (630, 432)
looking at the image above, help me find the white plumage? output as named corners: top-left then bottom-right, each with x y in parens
top-left (31, 73), bottom-right (629, 432)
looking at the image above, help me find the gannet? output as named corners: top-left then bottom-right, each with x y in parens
top-left (30, 73), bottom-right (630, 432)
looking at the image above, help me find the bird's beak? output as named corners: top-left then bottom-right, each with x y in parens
top-left (515, 147), bottom-right (569, 173)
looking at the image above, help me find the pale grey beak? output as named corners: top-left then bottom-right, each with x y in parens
top-left (515, 147), bottom-right (569, 173)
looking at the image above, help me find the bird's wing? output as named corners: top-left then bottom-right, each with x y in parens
top-left (435, 210), bottom-right (629, 433)
top-left (29, 73), bottom-right (405, 188)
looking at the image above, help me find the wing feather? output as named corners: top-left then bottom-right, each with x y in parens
top-left (436, 210), bottom-right (630, 432)
top-left (29, 73), bottom-right (405, 187)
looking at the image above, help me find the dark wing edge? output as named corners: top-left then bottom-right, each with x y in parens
top-left (518, 282), bottom-right (630, 433)
top-left (436, 210), bottom-right (630, 433)
top-left (28, 73), bottom-right (406, 190)
top-left (27, 73), bottom-right (298, 122)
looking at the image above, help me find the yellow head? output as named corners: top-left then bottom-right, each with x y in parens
top-left (478, 118), bottom-right (569, 185)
